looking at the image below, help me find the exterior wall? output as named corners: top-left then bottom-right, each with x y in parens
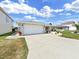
top-left (69, 26), bottom-right (77, 31)
top-left (63, 26), bottom-right (69, 30)
top-left (63, 24), bottom-right (77, 31)
top-left (19, 24), bottom-right (24, 35)
top-left (0, 10), bottom-right (13, 35)
top-left (19, 24), bottom-right (45, 35)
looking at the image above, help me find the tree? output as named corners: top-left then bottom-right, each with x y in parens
top-left (49, 23), bottom-right (52, 25)
top-left (75, 24), bottom-right (79, 30)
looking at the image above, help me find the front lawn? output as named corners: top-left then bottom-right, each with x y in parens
top-left (0, 32), bottom-right (29, 59)
top-left (0, 32), bottom-right (14, 41)
top-left (0, 38), bottom-right (28, 59)
top-left (61, 30), bottom-right (79, 40)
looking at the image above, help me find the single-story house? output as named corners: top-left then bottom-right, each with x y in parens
top-left (59, 21), bottom-right (77, 31)
top-left (0, 7), bottom-right (13, 35)
top-left (17, 21), bottom-right (52, 35)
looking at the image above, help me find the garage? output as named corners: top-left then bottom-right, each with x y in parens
top-left (23, 24), bottom-right (45, 35)
top-left (18, 21), bottom-right (46, 35)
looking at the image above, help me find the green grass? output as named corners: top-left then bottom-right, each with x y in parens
top-left (0, 32), bottom-right (14, 41)
top-left (0, 32), bottom-right (14, 36)
top-left (61, 30), bottom-right (79, 40)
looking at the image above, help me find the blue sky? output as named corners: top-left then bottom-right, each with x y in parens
top-left (0, 0), bottom-right (79, 25)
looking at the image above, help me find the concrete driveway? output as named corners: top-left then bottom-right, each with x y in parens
top-left (25, 33), bottom-right (79, 59)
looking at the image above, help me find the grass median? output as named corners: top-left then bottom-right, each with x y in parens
top-left (61, 30), bottom-right (79, 40)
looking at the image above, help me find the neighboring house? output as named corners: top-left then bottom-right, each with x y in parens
top-left (0, 7), bottom-right (13, 35)
top-left (60, 21), bottom-right (77, 31)
top-left (17, 21), bottom-right (52, 35)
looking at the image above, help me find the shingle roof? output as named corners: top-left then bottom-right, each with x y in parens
top-left (17, 20), bottom-right (45, 25)
top-left (61, 21), bottom-right (75, 25)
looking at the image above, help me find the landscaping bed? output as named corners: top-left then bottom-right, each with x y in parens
top-left (0, 38), bottom-right (28, 59)
top-left (61, 30), bottom-right (79, 40)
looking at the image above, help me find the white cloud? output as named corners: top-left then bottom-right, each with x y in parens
top-left (66, 13), bottom-right (71, 16)
top-left (24, 16), bottom-right (36, 20)
top-left (53, 9), bottom-right (64, 13)
top-left (39, 6), bottom-right (52, 17)
top-left (18, 0), bottom-right (25, 3)
top-left (0, 0), bottom-right (53, 18)
top-left (64, 0), bottom-right (79, 13)
top-left (0, 0), bottom-right (38, 14)
top-left (19, 15), bottom-right (41, 22)
top-left (64, 3), bottom-right (71, 10)
top-left (59, 13), bottom-right (71, 16)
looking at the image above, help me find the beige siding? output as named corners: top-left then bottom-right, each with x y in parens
top-left (0, 10), bottom-right (12, 35)
top-left (20, 24), bottom-right (45, 35)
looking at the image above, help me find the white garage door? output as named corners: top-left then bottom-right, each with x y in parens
top-left (23, 24), bottom-right (45, 35)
